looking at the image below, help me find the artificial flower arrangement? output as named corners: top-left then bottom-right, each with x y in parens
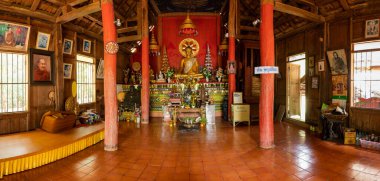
top-left (166, 68), bottom-right (175, 79)
top-left (215, 67), bottom-right (224, 81)
top-left (201, 67), bottom-right (212, 79)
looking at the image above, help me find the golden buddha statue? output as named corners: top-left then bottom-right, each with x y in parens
top-left (180, 47), bottom-right (199, 75)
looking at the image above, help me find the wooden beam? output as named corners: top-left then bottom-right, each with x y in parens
top-left (62, 23), bottom-right (103, 41)
top-left (30, 0), bottom-right (41, 11)
top-left (67, 0), bottom-right (88, 6)
top-left (88, 21), bottom-right (96, 30)
top-left (275, 22), bottom-right (319, 39)
top-left (339, 0), bottom-right (350, 11)
top-left (117, 26), bottom-right (138, 33)
top-left (293, 0), bottom-right (315, 7)
top-left (117, 35), bottom-right (141, 43)
top-left (56, 1), bottom-right (100, 23)
top-left (0, 4), bottom-right (55, 22)
top-left (85, 15), bottom-right (102, 26)
top-left (236, 34), bottom-right (260, 40)
top-left (149, 0), bottom-right (160, 15)
top-left (240, 26), bottom-right (259, 32)
top-left (46, 0), bottom-right (65, 6)
top-left (54, 7), bottom-right (62, 17)
top-left (274, 2), bottom-right (325, 23)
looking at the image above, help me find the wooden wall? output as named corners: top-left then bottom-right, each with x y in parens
top-left (0, 13), bottom-right (129, 134)
top-left (276, 14), bottom-right (380, 133)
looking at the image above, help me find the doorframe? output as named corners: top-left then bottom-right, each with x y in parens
top-left (285, 53), bottom-right (307, 122)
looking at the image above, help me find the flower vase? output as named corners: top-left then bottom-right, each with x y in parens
top-left (167, 77), bottom-right (171, 83)
top-left (217, 77), bottom-right (221, 82)
top-left (206, 77), bottom-right (209, 82)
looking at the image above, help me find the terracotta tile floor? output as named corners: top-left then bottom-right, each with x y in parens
top-left (3, 118), bottom-right (380, 181)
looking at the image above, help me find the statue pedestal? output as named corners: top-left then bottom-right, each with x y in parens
top-left (156, 78), bottom-right (166, 83)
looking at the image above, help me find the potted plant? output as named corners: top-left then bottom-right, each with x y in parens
top-left (199, 117), bottom-right (207, 127)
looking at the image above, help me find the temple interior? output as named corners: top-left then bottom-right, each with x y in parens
top-left (0, 0), bottom-right (380, 180)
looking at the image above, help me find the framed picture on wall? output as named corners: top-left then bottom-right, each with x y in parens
top-left (30, 48), bottom-right (55, 85)
top-left (63, 63), bottom-right (73, 79)
top-left (0, 20), bottom-right (30, 52)
top-left (312, 77), bottom-right (318, 89)
top-left (308, 56), bottom-right (315, 68)
top-left (97, 58), bottom-right (104, 79)
top-left (83, 39), bottom-right (91, 53)
top-left (227, 61), bottom-right (236, 74)
top-left (63, 38), bottom-right (73, 55)
top-left (365, 19), bottom-right (379, 38)
top-left (318, 61), bottom-right (325, 72)
top-left (35, 31), bottom-right (50, 50)
top-left (327, 49), bottom-right (348, 75)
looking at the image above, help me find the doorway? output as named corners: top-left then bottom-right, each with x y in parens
top-left (286, 53), bottom-right (306, 122)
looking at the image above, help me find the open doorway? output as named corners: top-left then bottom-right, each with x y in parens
top-left (286, 53), bottom-right (306, 122)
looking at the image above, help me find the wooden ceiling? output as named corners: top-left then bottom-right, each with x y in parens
top-left (0, 0), bottom-right (375, 45)
top-left (153, 0), bottom-right (225, 13)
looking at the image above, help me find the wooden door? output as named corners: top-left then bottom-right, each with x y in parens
top-left (287, 63), bottom-right (300, 117)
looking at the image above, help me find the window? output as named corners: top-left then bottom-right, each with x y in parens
top-left (352, 40), bottom-right (380, 109)
top-left (0, 52), bottom-right (28, 113)
top-left (76, 54), bottom-right (95, 104)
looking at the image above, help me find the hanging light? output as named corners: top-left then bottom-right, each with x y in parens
top-left (179, 12), bottom-right (198, 36)
top-left (219, 37), bottom-right (228, 56)
top-left (149, 31), bottom-right (160, 56)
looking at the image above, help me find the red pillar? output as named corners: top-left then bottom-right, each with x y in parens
top-left (259, 0), bottom-right (275, 149)
top-left (101, 0), bottom-right (118, 151)
top-left (228, 37), bottom-right (235, 117)
top-left (228, 0), bottom-right (236, 118)
top-left (141, 0), bottom-right (150, 123)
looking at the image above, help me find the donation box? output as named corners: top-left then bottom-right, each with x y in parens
top-left (231, 104), bottom-right (250, 126)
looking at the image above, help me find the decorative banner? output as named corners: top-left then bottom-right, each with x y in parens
top-left (254, 66), bottom-right (279, 74)
top-left (105, 41), bottom-right (119, 54)
top-left (332, 75), bottom-right (347, 96)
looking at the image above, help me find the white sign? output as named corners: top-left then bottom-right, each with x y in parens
top-left (254, 66), bottom-right (279, 74)
top-left (233, 92), bottom-right (243, 104)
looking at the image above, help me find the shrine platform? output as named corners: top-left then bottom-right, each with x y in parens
top-left (0, 123), bottom-right (104, 178)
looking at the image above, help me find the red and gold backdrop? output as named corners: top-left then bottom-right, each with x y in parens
top-left (159, 13), bottom-right (220, 71)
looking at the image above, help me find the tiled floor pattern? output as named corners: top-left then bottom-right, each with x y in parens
top-left (3, 119), bottom-right (380, 181)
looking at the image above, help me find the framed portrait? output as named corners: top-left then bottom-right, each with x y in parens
top-left (36, 32), bottom-right (50, 50)
top-left (97, 58), bottom-right (104, 79)
top-left (312, 77), bottom-right (318, 89)
top-left (308, 56), bottom-right (315, 68)
top-left (227, 61), bottom-right (236, 74)
top-left (318, 61), bottom-right (325, 72)
top-left (0, 21), bottom-right (30, 52)
top-left (309, 68), bottom-right (314, 76)
top-left (63, 38), bottom-right (73, 55)
top-left (83, 39), bottom-right (91, 53)
top-left (30, 48), bottom-right (55, 85)
top-left (327, 49), bottom-right (348, 75)
top-left (63, 63), bottom-right (73, 79)
top-left (365, 19), bottom-right (379, 38)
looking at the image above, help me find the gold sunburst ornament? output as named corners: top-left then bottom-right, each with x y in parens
top-left (179, 38), bottom-right (199, 57)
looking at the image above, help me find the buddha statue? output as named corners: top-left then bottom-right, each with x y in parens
top-left (180, 47), bottom-right (199, 75)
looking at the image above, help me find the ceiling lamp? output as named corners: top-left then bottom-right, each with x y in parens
top-left (149, 31), bottom-right (160, 56)
top-left (179, 12), bottom-right (198, 36)
top-left (219, 37), bottom-right (228, 56)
